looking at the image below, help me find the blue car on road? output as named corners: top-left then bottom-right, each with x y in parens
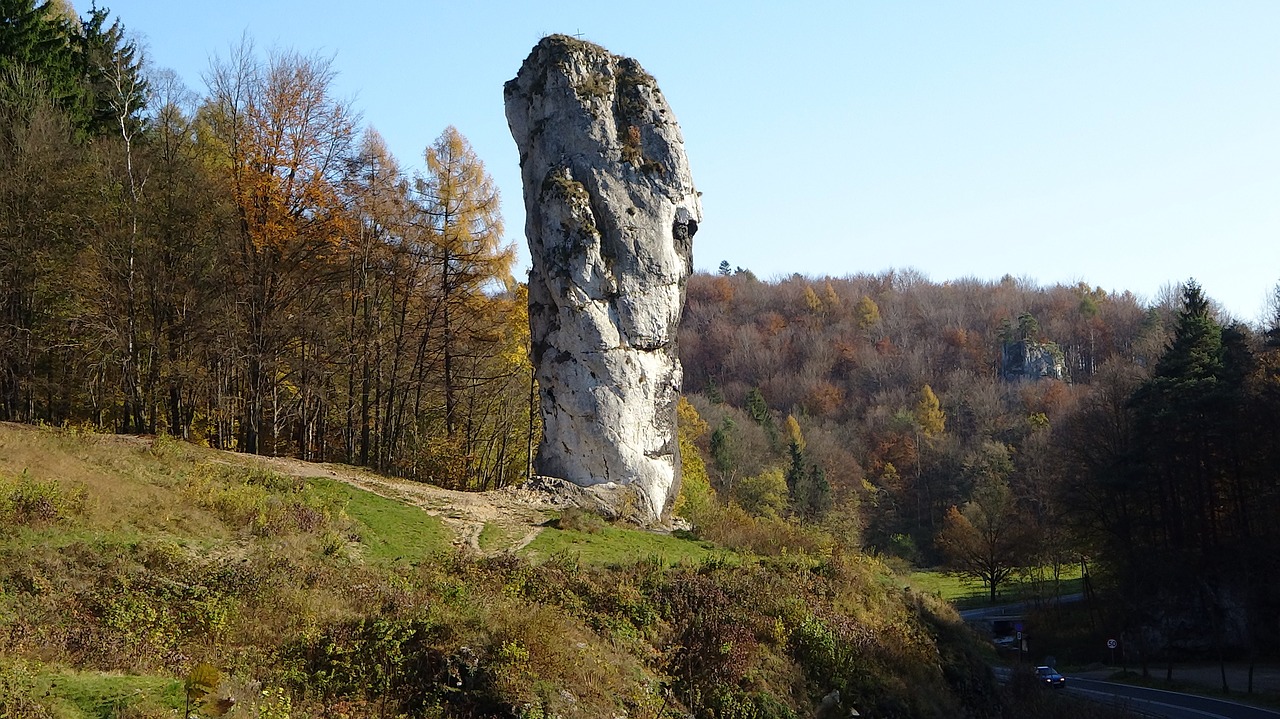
top-left (1036, 666), bottom-right (1066, 688)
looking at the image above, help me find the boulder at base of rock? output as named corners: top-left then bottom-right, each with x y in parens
top-left (504, 35), bottom-right (701, 524)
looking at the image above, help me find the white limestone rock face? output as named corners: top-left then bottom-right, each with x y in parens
top-left (504, 35), bottom-right (701, 524)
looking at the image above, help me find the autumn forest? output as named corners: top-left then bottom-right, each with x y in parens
top-left (2, 2), bottom-right (532, 492)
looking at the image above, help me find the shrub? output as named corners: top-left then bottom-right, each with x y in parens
top-left (90, 564), bottom-right (238, 667)
top-left (733, 468), bottom-right (789, 518)
top-left (555, 507), bottom-right (606, 534)
top-left (0, 661), bottom-right (54, 718)
top-left (183, 466), bottom-right (344, 537)
top-left (699, 503), bottom-right (834, 557)
top-left (148, 432), bottom-right (187, 460)
top-left (0, 470), bottom-right (85, 529)
top-left (412, 434), bottom-right (471, 490)
top-left (0, 424), bottom-right (1020, 719)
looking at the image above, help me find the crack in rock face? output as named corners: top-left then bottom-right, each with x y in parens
top-left (504, 35), bottom-right (701, 524)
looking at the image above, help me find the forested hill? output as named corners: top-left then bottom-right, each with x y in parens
top-left (677, 267), bottom-right (1171, 537)
top-left (677, 268), bottom-right (1280, 668)
top-left (676, 269), bottom-right (1276, 557)
top-left (682, 268), bottom-right (1163, 412)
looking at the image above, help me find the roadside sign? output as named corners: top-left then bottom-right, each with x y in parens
top-left (1106, 639), bottom-right (1118, 649)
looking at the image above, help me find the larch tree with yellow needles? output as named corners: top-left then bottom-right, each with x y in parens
top-left (414, 126), bottom-right (514, 442)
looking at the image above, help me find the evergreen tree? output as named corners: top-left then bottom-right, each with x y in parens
top-left (1101, 279), bottom-right (1280, 657)
top-left (805, 463), bottom-right (831, 518)
top-left (704, 377), bottom-right (723, 404)
top-left (1140, 280), bottom-right (1221, 400)
top-left (1125, 281), bottom-right (1229, 606)
top-left (0, 1), bottom-right (143, 137)
top-left (745, 387), bottom-right (768, 424)
top-left (744, 387), bottom-right (778, 448)
top-left (1017, 311), bottom-right (1040, 342)
top-left (78, 4), bottom-right (148, 137)
top-left (710, 418), bottom-right (734, 477)
top-left (0, 65), bottom-right (94, 422)
top-left (784, 439), bottom-right (804, 499)
top-left (0, 0), bottom-right (83, 121)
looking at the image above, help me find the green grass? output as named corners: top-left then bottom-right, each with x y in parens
top-left (477, 522), bottom-right (514, 552)
top-left (308, 477), bottom-right (451, 563)
top-left (522, 523), bottom-right (736, 566)
top-left (35, 668), bottom-right (183, 718)
top-left (909, 565), bottom-right (1085, 607)
top-left (907, 569), bottom-right (987, 601)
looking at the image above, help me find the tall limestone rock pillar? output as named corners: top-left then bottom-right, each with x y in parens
top-left (504, 35), bottom-right (701, 524)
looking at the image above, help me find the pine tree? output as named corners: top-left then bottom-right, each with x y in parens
top-left (0, 1), bottom-right (143, 137)
top-left (804, 463), bottom-right (831, 518)
top-left (710, 418), bottom-right (734, 476)
top-left (78, 5), bottom-right (147, 137)
top-left (1017, 311), bottom-right (1040, 342)
top-left (0, 62), bottom-right (94, 421)
top-left (1123, 279), bottom-right (1248, 626)
top-left (745, 387), bottom-right (778, 448)
top-left (785, 438), bottom-right (804, 499)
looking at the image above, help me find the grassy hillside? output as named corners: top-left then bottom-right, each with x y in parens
top-left (0, 423), bottom-right (1121, 719)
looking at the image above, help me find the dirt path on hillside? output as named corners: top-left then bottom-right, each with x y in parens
top-left (213, 452), bottom-right (557, 555)
top-left (0, 424), bottom-right (610, 556)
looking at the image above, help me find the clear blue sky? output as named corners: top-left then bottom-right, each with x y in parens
top-left (105, 0), bottom-right (1280, 323)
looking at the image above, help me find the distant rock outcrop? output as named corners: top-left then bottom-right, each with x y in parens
top-left (504, 35), bottom-right (701, 524)
top-left (1000, 340), bottom-right (1067, 382)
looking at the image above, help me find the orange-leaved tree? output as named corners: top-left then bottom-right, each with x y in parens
top-left (205, 42), bottom-right (356, 454)
top-left (413, 126), bottom-right (513, 442)
top-left (936, 475), bottom-right (1033, 603)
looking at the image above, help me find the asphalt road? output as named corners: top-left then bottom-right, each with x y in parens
top-left (957, 593), bottom-right (1085, 621)
top-left (1067, 677), bottom-right (1280, 719)
top-left (964, 598), bottom-right (1280, 718)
